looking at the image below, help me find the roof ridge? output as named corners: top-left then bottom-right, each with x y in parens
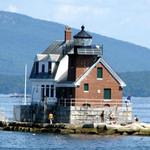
top-left (75, 67), bottom-right (90, 82)
top-left (75, 58), bottom-right (101, 85)
top-left (75, 58), bottom-right (126, 87)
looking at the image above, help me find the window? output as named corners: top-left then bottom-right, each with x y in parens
top-left (48, 62), bottom-right (51, 74)
top-left (46, 85), bottom-right (49, 97)
top-left (35, 62), bottom-right (39, 74)
top-left (41, 85), bottom-right (45, 101)
top-left (84, 83), bottom-right (89, 92)
top-left (104, 88), bottom-right (111, 99)
top-left (68, 88), bottom-right (73, 98)
top-left (42, 64), bottom-right (45, 73)
top-left (51, 85), bottom-right (54, 97)
top-left (97, 67), bottom-right (103, 79)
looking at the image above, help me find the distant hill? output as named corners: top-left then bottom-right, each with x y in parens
top-left (1, 71), bottom-right (150, 96)
top-left (0, 11), bottom-right (150, 75)
top-left (119, 71), bottom-right (150, 97)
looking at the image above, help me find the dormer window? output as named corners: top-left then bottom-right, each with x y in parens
top-left (35, 61), bottom-right (39, 74)
top-left (48, 62), bottom-right (52, 74)
top-left (46, 85), bottom-right (49, 97)
top-left (42, 64), bottom-right (45, 73)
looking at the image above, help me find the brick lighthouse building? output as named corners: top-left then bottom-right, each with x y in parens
top-left (54, 26), bottom-right (127, 124)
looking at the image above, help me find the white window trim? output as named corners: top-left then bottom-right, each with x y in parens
top-left (84, 90), bottom-right (89, 93)
top-left (103, 99), bottom-right (112, 101)
top-left (97, 78), bottom-right (103, 80)
top-left (84, 83), bottom-right (89, 92)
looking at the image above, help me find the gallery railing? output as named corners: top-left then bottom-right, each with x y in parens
top-left (57, 98), bottom-right (132, 108)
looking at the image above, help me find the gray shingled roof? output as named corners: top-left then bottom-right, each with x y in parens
top-left (42, 40), bottom-right (74, 56)
top-left (75, 58), bottom-right (126, 87)
top-left (30, 40), bottom-right (74, 79)
top-left (42, 41), bottom-right (64, 54)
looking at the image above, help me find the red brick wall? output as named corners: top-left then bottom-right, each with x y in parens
top-left (75, 61), bottom-right (123, 106)
top-left (67, 55), bottom-right (97, 81)
top-left (75, 55), bottom-right (97, 79)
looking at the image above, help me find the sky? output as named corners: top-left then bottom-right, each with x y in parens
top-left (0, 0), bottom-right (150, 48)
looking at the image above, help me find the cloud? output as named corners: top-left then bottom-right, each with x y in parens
top-left (7, 4), bottom-right (18, 13)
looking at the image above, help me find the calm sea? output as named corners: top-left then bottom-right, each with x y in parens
top-left (0, 95), bottom-right (150, 149)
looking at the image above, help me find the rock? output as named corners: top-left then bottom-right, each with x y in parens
top-left (140, 123), bottom-right (150, 129)
top-left (40, 128), bottom-right (49, 133)
top-left (24, 127), bottom-right (30, 132)
top-left (42, 123), bottom-right (49, 128)
top-left (123, 132), bottom-right (128, 135)
top-left (45, 124), bottom-right (55, 128)
top-left (18, 127), bottom-right (22, 131)
top-left (65, 124), bottom-right (80, 130)
top-left (139, 128), bottom-right (150, 135)
top-left (133, 131), bottom-right (139, 135)
top-left (97, 124), bottom-right (106, 133)
top-left (3, 126), bottom-right (10, 131)
top-left (74, 128), bottom-right (82, 134)
top-left (60, 129), bottom-right (75, 134)
top-left (14, 126), bottom-right (19, 131)
top-left (105, 125), bottom-right (118, 135)
top-left (82, 124), bottom-right (94, 128)
top-left (21, 127), bottom-right (26, 132)
top-left (32, 123), bottom-right (42, 128)
top-left (2, 121), bottom-right (150, 136)
top-left (81, 128), bottom-right (98, 134)
top-left (54, 128), bottom-right (61, 133)
top-left (48, 128), bottom-right (56, 133)
top-left (8, 122), bottom-right (17, 126)
top-left (29, 128), bottom-right (34, 132)
top-left (54, 123), bottom-right (66, 129)
top-left (117, 124), bottom-right (140, 135)
top-left (9, 126), bottom-right (14, 131)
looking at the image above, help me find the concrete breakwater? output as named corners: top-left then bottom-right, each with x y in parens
top-left (1, 121), bottom-right (150, 136)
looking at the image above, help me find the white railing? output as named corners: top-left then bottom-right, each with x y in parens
top-left (57, 98), bottom-right (131, 107)
top-left (77, 48), bottom-right (101, 55)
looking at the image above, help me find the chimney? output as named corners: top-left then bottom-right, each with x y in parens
top-left (65, 26), bottom-right (71, 41)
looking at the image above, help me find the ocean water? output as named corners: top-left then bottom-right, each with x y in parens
top-left (132, 97), bottom-right (150, 123)
top-left (0, 131), bottom-right (150, 150)
top-left (0, 95), bottom-right (150, 149)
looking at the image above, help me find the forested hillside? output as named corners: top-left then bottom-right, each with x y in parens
top-left (1, 72), bottom-right (150, 96)
top-left (119, 71), bottom-right (150, 97)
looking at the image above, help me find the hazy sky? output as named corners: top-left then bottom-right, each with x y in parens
top-left (0, 0), bottom-right (150, 48)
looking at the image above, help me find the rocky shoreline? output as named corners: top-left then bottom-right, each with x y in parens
top-left (1, 121), bottom-right (150, 136)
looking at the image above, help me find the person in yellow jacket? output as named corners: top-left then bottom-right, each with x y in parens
top-left (48, 113), bottom-right (53, 124)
